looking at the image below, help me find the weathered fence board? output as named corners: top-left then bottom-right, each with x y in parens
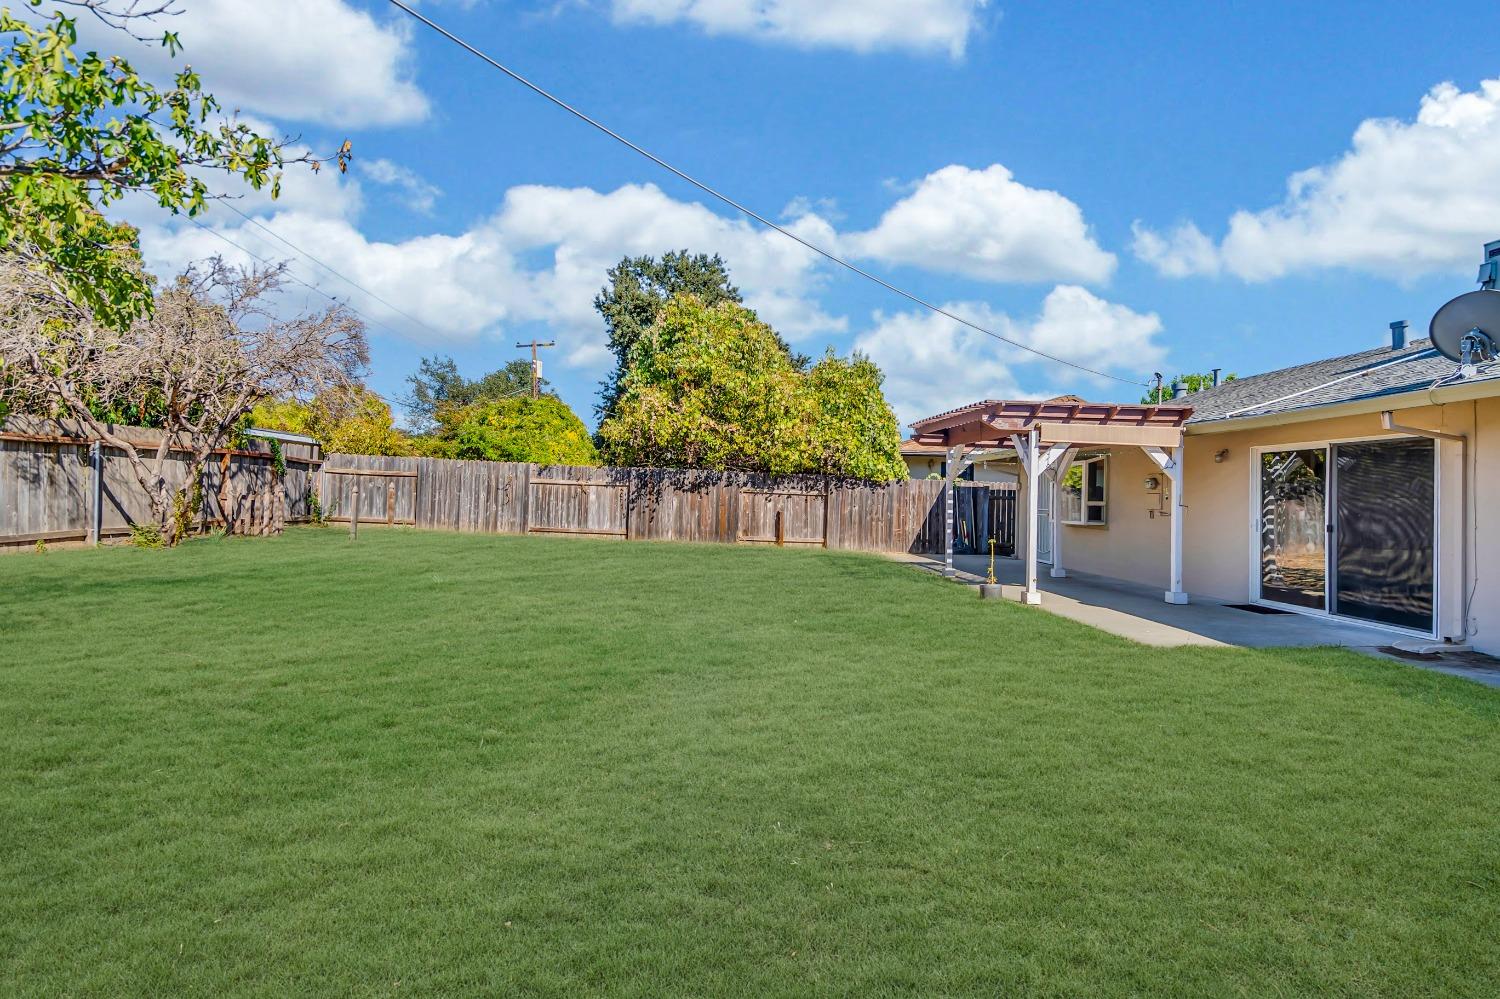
top-left (319, 453), bottom-right (951, 555)
top-left (4, 419), bottom-right (960, 557)
top-left (2, 417), bottom-right (318, 548)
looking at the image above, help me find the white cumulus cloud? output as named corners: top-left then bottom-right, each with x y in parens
top-left (135, 179), bottom-right (846, 369)
top-left (57, 0), bottom-right (429, 127)
top-left (854, 286), bottom-right (1165, 429)
top-left (360, 159), bottom-right (442, 215)
top-left (1134, 77), bottom-right (1500, 281)
top-left (609, 0), bottom-right (988, 58)
top-left (847, 164), bottom-right (1117, 285)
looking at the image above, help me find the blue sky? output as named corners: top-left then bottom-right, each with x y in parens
top-left (92, 1), bottom-right (1500, 429)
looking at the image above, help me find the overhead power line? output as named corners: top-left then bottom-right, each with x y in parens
top-left (385, 0), bottom-right (1148, 388)
top-left (182, 215), bottom-right (412, 345)
top-left (216, 201), bottom-right (449, 341)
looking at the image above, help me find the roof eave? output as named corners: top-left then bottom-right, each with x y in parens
top-left (1186, 375), bottom-right (1500, 435)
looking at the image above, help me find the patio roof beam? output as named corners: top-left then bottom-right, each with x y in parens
top-left (1038, 422), bottom-right (1184, 448)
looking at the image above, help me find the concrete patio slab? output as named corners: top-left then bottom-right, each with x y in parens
top-left (897, 553), bottom-right (1500, 687)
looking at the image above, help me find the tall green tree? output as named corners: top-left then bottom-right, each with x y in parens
top-left (597, 294), bottom-right (904, 480)
top-left (0, 1), bottom-right (343, 327)
top-left (805, 351), bottom-right (908, 481)
top-left (439, 395), bottom-right (597, 466)
top-left (594, 250), bottom-right (807, 420)
top-left (401, 355), bottom-right (538, 431)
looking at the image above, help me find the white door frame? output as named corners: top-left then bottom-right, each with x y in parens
top-left (1248, 434), bottom-right (1440, 639)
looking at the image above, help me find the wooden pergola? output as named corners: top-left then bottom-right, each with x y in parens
top-left (909, 399), bottom-right (1194, 605)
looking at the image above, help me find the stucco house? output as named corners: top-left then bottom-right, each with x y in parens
top-left (909, 328), bottom-right (1500, 655)
top-left (900, 439), bottom-right (1017, 484)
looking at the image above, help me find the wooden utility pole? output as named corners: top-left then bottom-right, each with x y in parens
top-left (515, 339), bottom-right (556, 398)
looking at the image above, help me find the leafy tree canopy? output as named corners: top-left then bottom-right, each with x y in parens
top-left (252, 387), bottom-right (413, 457)
top-left (596, 294), bottom-right (905, 480)
top-left (438, 395), bottom-right (597, 466)
top-left (805, 350), bottom-right (908, 481)
top-left (0, 1), bottom-right (343, 327)
top-left (401, 355), bottom-right (538, 432)
top-left (1142, 371), bottom-right (1237, 404)
top-left (594, 250), bottom-right (814, 420)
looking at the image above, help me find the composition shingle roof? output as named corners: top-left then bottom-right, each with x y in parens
top-left (1177, 337), bottom-right (1500, 425)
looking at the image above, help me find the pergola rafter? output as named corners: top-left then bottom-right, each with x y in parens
top-left (910, 399), bottom-right (1194, 606)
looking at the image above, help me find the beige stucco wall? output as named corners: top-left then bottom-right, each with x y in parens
top-left (1023, 399), bottom-right (1500, 652)
top-left (904, 455), bottom-right (1018, 485)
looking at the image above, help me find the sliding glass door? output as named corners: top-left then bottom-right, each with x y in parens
top-left (1331, 439), bottom-right (1435, 631)
top-left (1259, 449), bottom-right (1328, 610)
top-left (1256, 439), bottom-right (1436, 633)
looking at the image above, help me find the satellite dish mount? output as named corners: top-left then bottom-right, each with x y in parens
top-left (1459, 326), bottom-right (1497, 377)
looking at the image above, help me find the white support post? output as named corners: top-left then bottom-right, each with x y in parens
top-left (1165, 445), bottom-right (1187, 604)
top-left (1049, 449), bottom-right (1075, 579)
top-left (1016, 429), bottom-right (1042, 604)
top-left (1141, 444), bottom-right (1188, 603)
top-left (943, 444), bottom-right (960, 577)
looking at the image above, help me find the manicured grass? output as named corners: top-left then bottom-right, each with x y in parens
top-left (3, 528), bottom-right (1499, 997)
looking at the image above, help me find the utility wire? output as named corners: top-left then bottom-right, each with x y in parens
top-left (216, 200), bottom-right (449, 341)
top-left (385, 0), bottom-right (1147, 388)
top-left (183, 215), bottom-right (412, 345)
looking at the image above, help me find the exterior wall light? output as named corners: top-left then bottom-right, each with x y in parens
top-left (1214, 449), bottom-right (1229, 463)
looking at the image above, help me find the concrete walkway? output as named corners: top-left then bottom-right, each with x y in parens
top-left (898, 553), bottom-right (1500, 687)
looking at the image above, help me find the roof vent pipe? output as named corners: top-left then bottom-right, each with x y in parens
top-left (1210, 367), bottom-right (1221, 387)
top-left (1171, 380), bottom-right (1187, 400)
top-left (1389, 320), bottom-right (1408, 351)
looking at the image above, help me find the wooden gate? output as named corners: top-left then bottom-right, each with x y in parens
top-left (526, 474), bottom-right (629, 537)
top-left (321, 466), bottom-right (418, 525)
top-left (954, 483), bottom-right (1017, 556)
top-left (736, 488), bottom-right (827, 546)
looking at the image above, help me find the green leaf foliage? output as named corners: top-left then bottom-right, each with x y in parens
top-left (0, 5), bottom-right (325, 327)
top-left (595, 250), bottom-right (778, 421)
top-left (401, 355), bottom-right (537, 432)
top-left (251, 388), bottom-right (414, 457)
top-left (805, 350), bottom-right (909, 482)
top-left (438, 395), bottom-right (598, 466)
top-left (596, 294), bottom-right (906, 480)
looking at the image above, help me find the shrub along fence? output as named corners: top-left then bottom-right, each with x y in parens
top-left (0, 417), bottom-right (319, 549)
top-left (319, 453), bottom-right (950, 554)
top-left (1, 420), bottom-right (952, 556)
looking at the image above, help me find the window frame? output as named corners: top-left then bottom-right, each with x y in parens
top-left (1059, 454), bottom-right (1109, 526)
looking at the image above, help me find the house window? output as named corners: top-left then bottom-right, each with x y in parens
top-left (1060, 455), bottom-right (1107, 525)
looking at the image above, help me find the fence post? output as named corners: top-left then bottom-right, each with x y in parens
top-left (386, 480), bottom-right (395, 526)
top-left (89, 441), bottom-right (102, 546)
top-left (350, 478), bottom-right (360, 540)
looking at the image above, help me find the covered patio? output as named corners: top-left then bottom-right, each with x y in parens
top-left (909, 399), bottom-right (1194, 605)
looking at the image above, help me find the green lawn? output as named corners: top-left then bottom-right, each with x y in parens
top-left (3, 528), bottom-right (1499, 997)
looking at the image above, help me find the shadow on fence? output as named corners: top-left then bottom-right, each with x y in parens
top-left (320, 453), bottom-right (953, 555)
top-left (2, 417), bottom-right (1012, 560)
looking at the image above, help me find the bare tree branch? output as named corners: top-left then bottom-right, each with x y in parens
top-left (0, 251), bottom-right (369, 542)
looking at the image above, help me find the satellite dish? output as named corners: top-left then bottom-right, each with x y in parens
top-left (1429, 289), bottom-right (1500, 364)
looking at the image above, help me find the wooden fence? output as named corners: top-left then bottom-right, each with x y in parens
top-left (954, 483), bottom-right (1018, 557)
top-left (1, 420), bottom-right (1003, 558)
top-left (319, 453), bottom-right (952, 554)
top-left (0, 417), bottom-right (319, 548)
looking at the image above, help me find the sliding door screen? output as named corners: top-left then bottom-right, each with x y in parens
top-left (1332, 439), bottom-right (1435, 631)
top-left (1259, 449), bottom-right (1327, 609)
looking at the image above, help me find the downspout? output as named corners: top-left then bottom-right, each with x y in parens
top-left (1381, 411), bottom-right (1470, 642)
